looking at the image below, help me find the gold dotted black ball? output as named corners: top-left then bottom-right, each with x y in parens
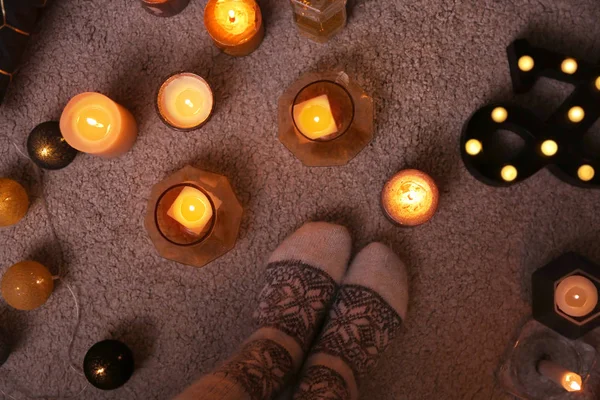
top-left (27, 121), bottom-right (77, 170)
top-left (83, 340), bottom-right (134, 390)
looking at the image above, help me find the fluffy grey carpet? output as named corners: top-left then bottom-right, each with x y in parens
top-left (2, 0), bottom-right (600, 399)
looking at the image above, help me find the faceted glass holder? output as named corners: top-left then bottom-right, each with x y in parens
top-left (278, 71), bottom-right (374, 167)
top-left (145, 166), bottom-right (243, 268)
top-left (497, 320), bottom-right (598, 400)
top-left (290, 0), bottom-right (347, 43)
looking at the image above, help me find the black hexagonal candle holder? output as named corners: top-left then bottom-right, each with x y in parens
top-left (533, 253), bottom-right (600, 339)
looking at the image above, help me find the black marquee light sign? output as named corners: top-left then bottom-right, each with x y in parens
top-left (461, 39), bottom-right (600, 188)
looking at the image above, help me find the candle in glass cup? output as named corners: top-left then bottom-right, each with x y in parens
top-left (157, 73), bottom-right (214, 131)
top-left (293, 94), bottom-right (339, 140)
top-left (141, 0), bottom-right (190, 17)
top-left (59, 93), bottom-right (138, 158)
top-left (555, 275), bottom-right (598, 317)
top-left (167, 186), bottom-right (214, 236)
top-left (204, 0), bottom-right (264, 56)
top-left (381, 169), bottom-right (439, 226)
top-left (537, 360), bottom-right (583, 392)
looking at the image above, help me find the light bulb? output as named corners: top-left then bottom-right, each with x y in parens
top-left (518, 55), bottom-right (534, 72)
top-left (561, 58), bottom-right (578, 74)
top-left (491, 107), bottom-right (508, 123)
top-left (465, 139), bottom-right (482, 155)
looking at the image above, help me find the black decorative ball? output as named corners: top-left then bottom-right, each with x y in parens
top-left (83, 340), bottom-right (134, 390)
top-left (27, 121), bottom-right (77, 170)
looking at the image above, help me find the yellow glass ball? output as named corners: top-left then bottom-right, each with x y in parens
top-left (0, 178), bottom-right (29, 227)
top-left (595, 77), bottom-right (600, 91)
top-left (518, 56), bottom-right (535, 72)
top-left (491, 107), bottom-right (508, 123)
top-left (1, 261), bottom-right (54, 310)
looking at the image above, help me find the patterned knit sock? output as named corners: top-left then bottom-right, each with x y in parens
top-left (174, 222), bottom-right (352, 400)
top-left (292, 242), bottom-right (409, 400)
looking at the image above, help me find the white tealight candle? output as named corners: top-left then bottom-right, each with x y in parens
top-left (157, 73), bottom-right (214, 130)
top-left (555, 275), bottom-right (598, 317)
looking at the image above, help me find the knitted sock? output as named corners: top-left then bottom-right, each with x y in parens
top-left (292, 242), bottom-right (409, 400)
top-left (174, 222), bottom-right (352, 400)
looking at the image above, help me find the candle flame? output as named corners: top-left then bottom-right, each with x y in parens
top-left (569, 381), bottom-right (581, 391)
top-left (228, 9), bottom-right (236, 22)
top-left (189, 205), bottom-right (196, 212)
top-left (86, 117), bottom-right (104, 129)
top-left (184, 99), bottom-right (194, 108)
top-left (574, 294), bottom-right (580, 299)
top-left (40, 147), bottom-right (50, 157)
top-left (96, 367), bottom-right (105, 375)
top-left (314, 116), bottom-right (320, 123)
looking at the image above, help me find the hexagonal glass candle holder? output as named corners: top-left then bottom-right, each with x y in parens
top-left (497, 320), bottom-right (597, 400)
top-left (533, 253), bottom-right (600, 339)
top-left (145, 166), bottom-right (243, 268)
top-left (289, 0), bottom-right (347, 43)
top-left (278, 71), bottom-right (374, 167)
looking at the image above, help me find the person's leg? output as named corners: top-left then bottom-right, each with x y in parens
top-left (174, 222), bottom-right (352, 400)
top-left (292, 242), bottom-right (409, 400)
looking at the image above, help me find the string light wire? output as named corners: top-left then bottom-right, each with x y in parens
top-left (0, 134), bottom-right (88, 399)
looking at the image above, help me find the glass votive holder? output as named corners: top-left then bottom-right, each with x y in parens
top-left (204, 0), bottom-right (265, 57)
top-left (497, 320), bottom-right (597, 400)
top-left (145, 166), bottom-right (243, 268)
top-left (381, 169), bottom-right (439, 227)
top-left (289, 0), bottom-right (347, 43)
top-left (140, 0), bottom-right (190, 17)
top-left (278, 71), bottom-right (373, 167)
top-left (156, 72), bottom-right (214, 131)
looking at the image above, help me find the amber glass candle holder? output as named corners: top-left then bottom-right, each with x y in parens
top-left (204, 0), bottom-right (265, 57)
top-left (497, 320), bottom-right (597, 400)
top-left (278, 71), bottom-right (373, 167)
top-left (381, 169), bottom-right (439, 227)
top-left (141, 0), bottom-right (190, 17)
top-left (290, 0), bottom-right (347, 43)
top-left (145, 166), bottom-right (243, 268)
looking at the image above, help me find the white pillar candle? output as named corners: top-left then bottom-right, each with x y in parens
top-left (554, 275), bottom-right (598, 317)
top-left (538, 360), bottom-right (582, 392)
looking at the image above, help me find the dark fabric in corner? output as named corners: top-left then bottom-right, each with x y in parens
top-left (0, 0), bottom-right (49, 104)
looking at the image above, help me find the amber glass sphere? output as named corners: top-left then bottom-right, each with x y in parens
top-left (1, 261), bottom-right (54, 310)
top-left (0, 178), bottom-right (29, 227)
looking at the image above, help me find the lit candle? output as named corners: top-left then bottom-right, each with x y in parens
top-left (140, 0), bottom-right (190, 17)
top-left (381, 169), bottom-right (439, 226)
top-left (204, 0), bottom-right (264, 56)
top-left (59, 93), bottom-right (138, 158)
top-left (292, 94), bottom-right (339, 140)
top-left (537, 360), bottom-right (583, 392)
top-left (157, 73), bottom-right (214, 131)
top-left (167, 186), bottom-right (214, 236)
top-left (554, 275), bottom-right (598, 317)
